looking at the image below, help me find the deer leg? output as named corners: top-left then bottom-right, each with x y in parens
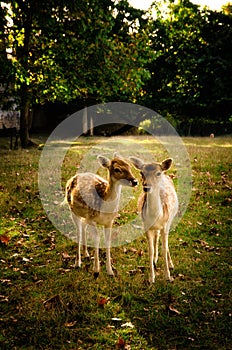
top-left (165, 223), bottom-right (174, 270)
top-left (147, 230), bottom-right (155, 283)
top-left (167, 248), bottom-right (174, 270)
top-left (104, 226), bottom-right (114, 276)
top-left (161, 230), bottom-right (173, 282)
top-left (92, 225), bottom-right (100, 278)
top-left (154, 230), bottom-right (160, 268)
top-left (72, 214), bottom-right (82, 269)
top-left (82, 221), bottom-right (90, 259)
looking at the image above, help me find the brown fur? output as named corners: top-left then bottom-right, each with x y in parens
top-left (130, 156), bottom-right (178, 283)
top-left (65, 155), bottom-right (138, 276)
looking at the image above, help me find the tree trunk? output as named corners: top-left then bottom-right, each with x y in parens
top-left (20, 99), bottom-right (30, 148)
top-left (20, 85), bottom-right (34, 148)
top-left (18, 0), bottom-right (33, 148)
top-left (82, 106), bottom-right (88, 135)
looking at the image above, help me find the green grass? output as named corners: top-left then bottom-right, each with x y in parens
top-left (0, 135), bottom-right (231, 349)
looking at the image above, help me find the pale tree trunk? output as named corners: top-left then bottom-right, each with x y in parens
top-left (82, 106), bottom-right (88, 135)
top-left (82, 107), bottom-right (94, 136)
top-left (90, 114), bottom-right (94, 136)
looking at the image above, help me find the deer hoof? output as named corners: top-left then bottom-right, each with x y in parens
top-left (108, 272), bottom-right (115, 278)
top-left (167, 276), bottom-right (174, 283)
top-left (74, 263), bottom-right (81, 270)
top-left (94, 272), bottom-right (99, 279)
top-left (148, 277), bottom-right (155, 284)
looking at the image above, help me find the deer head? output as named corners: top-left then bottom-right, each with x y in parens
top-left (98, 155), bottom-right (138, 187)
top-left (129, 157), bottom-right (172, 193)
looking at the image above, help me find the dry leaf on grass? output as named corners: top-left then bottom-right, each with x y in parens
top-left (64, 321), bottom-right (77, 328)
top-left (97, 297), bottom-right (109, 308)
top-left (0, 234), bottom-right (10, 245)
top-left (168, 304), bottom-right (181, 315)
top-left (43, 295), bottom-right (63, 310)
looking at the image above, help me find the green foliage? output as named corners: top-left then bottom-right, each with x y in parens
top-left (141, 0), bottom-right (232, 134)
top-left (0, 0), bottom-right (151, 107)
top-left (1, 0), bottom-right (232, 142)
top-left (0, 135), bottom-right (231, 349)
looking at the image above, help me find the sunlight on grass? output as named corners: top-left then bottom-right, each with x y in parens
top-left (0, 135), bottom-right (231, 349)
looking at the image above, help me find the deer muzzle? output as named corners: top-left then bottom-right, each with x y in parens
top-left (143, 185), bottom-right (152, 193)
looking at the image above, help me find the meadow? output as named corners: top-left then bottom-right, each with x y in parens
top-left (0, 135), bottom-right (231, 349)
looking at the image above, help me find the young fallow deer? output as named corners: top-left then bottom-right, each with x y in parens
top-left (65, 154), bottom-right (138, 277)
top-left (129, 157), bottom-right (178, 283)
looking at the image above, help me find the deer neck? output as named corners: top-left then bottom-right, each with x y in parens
top-left (143, 185), bottom-right (163, 228)
top-left (106, 178), bottom-right (122, 200)
top-left (101, 179), bottom-right (122, 213)
top-left (147, 186), bottom-right (162, 214)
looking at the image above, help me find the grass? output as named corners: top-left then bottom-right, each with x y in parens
top-left (0, 135), bottom-right (231, 349)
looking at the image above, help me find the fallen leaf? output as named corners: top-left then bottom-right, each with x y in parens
top-left (106, 324), bottom-right (115, 329)
top-left (177, 273), bottom-right (185, 280)
top-left (209, 290), bottom-right (222, 298)
top-left (117, 337), bottom-right (126, 349)
top-left (0, 279), bottom-right (12, 286)
top-left (211, 219), bottom-right (222, 225)
top-left (97, 297), bottom-right (109, 308)
top-left (195, 250), bottom-right (201, 255)
top-left (16, 238), bottom-right (25, 246)
top-left (168, 304), bottom-right (181, 315)
top-left (22, 257), bottom-right (31, 262)
top-left (132, 224), bottom-right (143, 229)
top-left (129, 247), bottom-right (137, 253)
top-left (64, 320), bottom-right (77, 328)
top-left (0, 234), bottom-right (10, 245)
top-left (121, 321), bottom-right (134, 328)
top-left (137, 249), bottom-right (144, 256)
top-left (62, 252), bottom-right (71, 260)
top-left (0, 295), bottom-right (9, 302)
top-left (194, 239), bottom-right (208, 247)
top-left (43, 295), bottom-right (63, 310)
top-left (58, 268), bottom-right (71, 274)
top-left (111, 317), bottom-right (122, 322)
top-left (9, 316), bottom-right (18, 323)
top-left (137, 265), bottom-right (146, 272)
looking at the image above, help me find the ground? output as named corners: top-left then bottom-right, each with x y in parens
top-left (0, 135), bottom-right (231, 349)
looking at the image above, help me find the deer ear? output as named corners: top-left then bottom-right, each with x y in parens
top-left (113, 152), bottom-right (123, 159)
top-left (97, 155), bottom-right (111, 168)
top-left (129, 156), bottom-right (144, 170)
top-left (161, 158), bottom-right (172, 171)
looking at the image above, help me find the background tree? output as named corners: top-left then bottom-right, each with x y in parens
top-left (142, 0), bottom-right (232, 135)
top-left (0, 0), bottom-right (151, 147)
top-left (1, 0), bottom-right (231, 141)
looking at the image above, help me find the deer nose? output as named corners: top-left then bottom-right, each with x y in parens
top-left (143, 186), bottom-right (152, 193)
top-left (131, 179), bottom-right (138, 187)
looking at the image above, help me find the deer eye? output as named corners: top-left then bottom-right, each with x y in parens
top-left (156, 171), bottom-right (162, 177)
top-left (114, 168), bottom-right (122, 173)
